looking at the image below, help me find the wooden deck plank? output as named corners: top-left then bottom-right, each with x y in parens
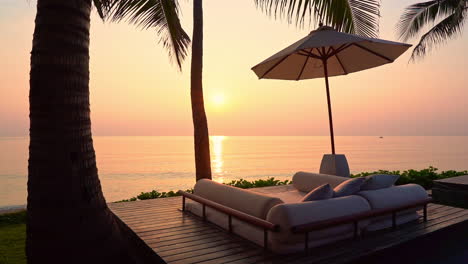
top-left (110, 200), bottom-right (181, 210)
top-left (126, 218), bottom-right (201, 230)
top-left (159, 238), bottom-right (241, 257)
top-left (115, 208), bottom-right (183, 217)
top-left (110, 194), bottom-right (468, 264)
top-left (157, 236), bottom-right (231, 253)
top-left (141, 226), bottom-right (218, 242)
top-left (129, 224), bottom-right (205, 235)
top-left (197, 249), bottom-right (268, 264)
top-left (225, 254), bottom-right (272, 264)
top-left (147, 231), bottom-right (226, 248)
top-left (145, 229), bottom-right (227, 245)
top-left (163, 242), bottom-right (250, 263)
top-left (130, 221), bottom-right (202, 233)
top-left (170, 246), bottom-right (250, 264)
top-left (119, 215), bottom-right (191, 226)
top-left (118, 213), bottom-right (190, 224)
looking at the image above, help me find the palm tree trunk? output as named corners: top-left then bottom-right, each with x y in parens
top-left (28, 0), bottom-right (164, 263)
top-left (191, 0), bottom-right (212, 181)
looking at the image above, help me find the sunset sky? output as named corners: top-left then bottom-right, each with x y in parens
top-left (1, 0), bottom-right (467, 136)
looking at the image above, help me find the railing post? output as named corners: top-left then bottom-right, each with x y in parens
top-left (182, 196), bottom-right (186, 211)
top-left (392, 212), bottom-right (397, 229)
top-left (264, 229), bottom-right (268, 251)
top-left (202, 204), bottom-right (206, 221)
top-left (228, 215), bottom-right (233, 233)
top-left (423, 204), bottom-right (428, 222)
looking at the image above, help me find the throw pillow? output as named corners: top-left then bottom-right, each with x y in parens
top-left (333, 177), bottom-right (366, 197)
top-left (300, 184), bottom-right (333, 202)
top-left (360, 174), bottom-right (400, 191)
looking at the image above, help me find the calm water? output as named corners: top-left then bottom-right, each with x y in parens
top-left (1, 136), bottom-right (468, 207)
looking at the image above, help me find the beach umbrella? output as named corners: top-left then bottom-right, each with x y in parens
top-left (251, 25), bottom-right (411, 155)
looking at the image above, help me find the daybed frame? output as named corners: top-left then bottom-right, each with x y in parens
top-left (178, 190), bottom-right (432, 252)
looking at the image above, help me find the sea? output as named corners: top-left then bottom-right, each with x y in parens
top-left (1, 136), bottom-right (468, 208)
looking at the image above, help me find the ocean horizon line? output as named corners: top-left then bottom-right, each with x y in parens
top-left (1, 135), bottom-right (468, 138)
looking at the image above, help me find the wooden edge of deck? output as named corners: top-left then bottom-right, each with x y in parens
top-left (110, 209), bottom-right (166, 263)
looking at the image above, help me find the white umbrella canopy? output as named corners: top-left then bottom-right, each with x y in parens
top-left (252, 26), bottom-right (412, 80)
top-left (251, 26), bottom-right (411, 155)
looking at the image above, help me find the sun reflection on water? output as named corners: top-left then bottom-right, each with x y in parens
top-left (211, 136), bottom-right (226, 183)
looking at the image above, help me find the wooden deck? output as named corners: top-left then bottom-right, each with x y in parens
top-left (109, 196), bottom-right (468, 264)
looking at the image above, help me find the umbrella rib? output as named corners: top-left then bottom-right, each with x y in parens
top-left (259, 54), bottom-right (291, 79)
top-left (296, 48), bottom-right (313, 81)
top-left (318, 47), bottom-right (325, 57)
top-left (298, 51), bottom-right (322, 60)
top-left (331, 47), bottom-right (348, 75)
top-left (326, 44), bottom-right (351, 58)
top-left (353, 43), bottom-right (394, 63)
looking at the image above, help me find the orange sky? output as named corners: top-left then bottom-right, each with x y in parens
top-left (1, 0), bottom-right (467, 136)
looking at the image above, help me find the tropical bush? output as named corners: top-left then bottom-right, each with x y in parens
top-left (115, 189), bottom-right (194, 203)
top-left (115, 168), bottom-right (468, 202)
top-left (114, 177), bottom-right (288, 202)
top-left (226, 178), bottom-right (290, 189)
top-left (351, 166), bottom-right (467, 189)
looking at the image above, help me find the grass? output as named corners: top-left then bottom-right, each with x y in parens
top-left (0, 211), bottom-right (26, 264)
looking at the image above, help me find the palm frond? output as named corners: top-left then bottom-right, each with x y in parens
top-left (254, 0), bottom-right (381, 38)
top-left (396, 0), bottom-right (461, 41)
top-left (93, 0), bottom-right (108, 19)
top-left (409, 0), bottom-right (466, 61)
top-left (94, 0), bottom-right (190, 70)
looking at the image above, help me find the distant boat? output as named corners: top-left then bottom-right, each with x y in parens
top-left (379, 136), bottom-right (384, 139)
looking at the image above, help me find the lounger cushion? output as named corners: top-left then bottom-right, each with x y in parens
top-left (360, 174), bottom-right (399, 191)
top-left (272, 190), bottom-right (306, 204)
top-left (267, 195), bottom-right (371, 253)
top-left (357, 184), bottom-right (428, 231)
top-left (193, 179), bottom-right (283, 219)
top-left (301, 184), bottom-right (333, 202)
top-left (358, 184), bottom-right (427, 210)
top-left (333, 177), bottom-right (366, 197)
top-left (292, 172), bottom-right (349, 192)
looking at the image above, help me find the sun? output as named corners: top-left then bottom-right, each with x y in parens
top-left (212, 94), bottom-right (225, 106)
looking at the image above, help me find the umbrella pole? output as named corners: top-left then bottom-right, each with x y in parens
top-left (323, 59), bottom-right (336, 155)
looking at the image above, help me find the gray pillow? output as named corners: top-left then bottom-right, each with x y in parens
top-left (333, 177), bottom-right (366, 197)
top-left (360, 174), bottom-right (399, 190)
top-left (300, 184), bottom-right (333, 202)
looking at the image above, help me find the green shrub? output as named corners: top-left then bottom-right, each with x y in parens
top-left (115, 168), bottom-right (468, 202)
top-left (114, 189), bottom-right (194, 203)
top-left (226, 177), bottom-right (290, 189)
top-left (351, 166), bottom-right (467, 189)
top-left (114, 177), bottom-right (288, 203)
